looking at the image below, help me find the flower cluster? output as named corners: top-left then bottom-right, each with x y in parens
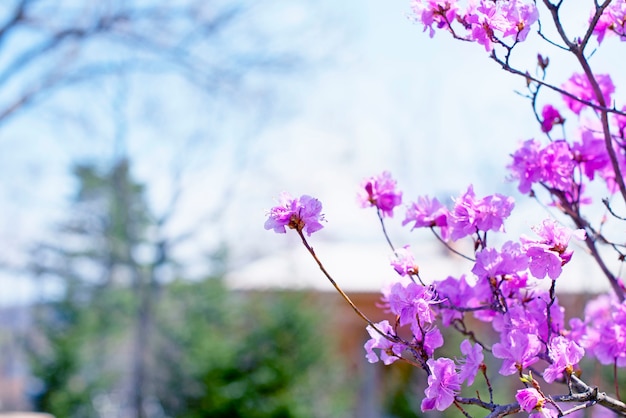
top-left (562, 73), bottom-right (615, 114)
top-left (508, 139), bottom-right (575, 195)
top-left (593, 2), bottom-right (626, 44)
top-left (264, 0), bottom-right (626, 416)
top-left (353, 171), bottom-right (590, 411)
top-left (357, 171), bottom-right (403, 217)
top-left (264, 192), bottom-right (325, 236)
top-left (403, 184), bottom-right (514, 241)
top-left (421, 357), bottom-right (461, 411)
top-left (411, 0), bottom-right (539, 51)
top-left (574, 295), bottom-right (626, 367)
top-left (364, 320), bottom-right (407, 365)
top-left (516, 388), bottom-right (557, 417)
top-left (508, 70), bottom-right (624, 202)
top-left (266, 171), bottom-right (590, 415)
top-left (520, 219), bottom-right (585, 280)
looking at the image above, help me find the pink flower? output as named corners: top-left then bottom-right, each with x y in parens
top-left (475, 193), bottom-right (515, 232)
top-left (592, 2), bottom-right (626, 44)
top-left (421, 357), bottom-right (461, 411)
top-left (541, 105), bottom-right (564, 133)
top-left (572, 129), bottom-right (610, 181)
top-left (403, 195), bottom-right (449, 229)
top-left (498, 0), bottom-right (539, 41)
top-left (390, 245), bottom-right (419, 276)
top-left (448, 185), bottom-right (514, 240)
top-left (508, 139), bottom-right (543, 193)
top-left (364, 320), bottom-right (406, 365)
top-left (538, 140), bottom-right (575, 192)
top-left (516, 388), bottom-right (544, 412)
top-left (492, 329), bottom-right (542, 375)
top-left (521, 219), bottom-right (586, 280)
top-left (543, 336), bottom-right (584, 383)
top-left (422, 327), bottom-right (445, 356)
top-left (410, 0), bottom-right (459, 38)
top-left (472, 241), bottom-right (528, 279)
top-left (516, 388), bottom-right (557, 417)
top-left (386, 282), bottom-right (437, 333)
top-left (264, 192), bottom-right (325, 236)
top-left (458, 340), bottom-right (484, 385)
top-left (434, 275), bottom-right (477, 326)
top-left (591, 302), bottom-right (626, 366)
top-left (467, 5), bottom-right (497, 52)
top-left (562, 73), bottom-right (615, 114)
top-left (358, 171), bottom-right (403, 217)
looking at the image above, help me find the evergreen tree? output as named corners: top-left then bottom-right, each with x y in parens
top-left (28, 158), bottom-right (163, 417)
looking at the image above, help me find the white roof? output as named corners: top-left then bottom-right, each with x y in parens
top-left (226, 239), bottom-right (613, 295)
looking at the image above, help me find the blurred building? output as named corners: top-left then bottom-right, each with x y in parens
top-left (0, 306), bottom-right (33, 412)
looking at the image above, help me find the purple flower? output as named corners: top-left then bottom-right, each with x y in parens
top-left (525, 247), bottom-right (563, 280)
top-left (475, 193), bottom-right (515, 232)
top-left (403, 195), bottom-right (449, 234)
top-left (492, 293), bottom-right (564, 344)
top-left (562, 73), bottom-right (615, 115)
top-left (541, 105), bottom-right (564, 133)
top-left (264, 192), bottom-right (325, 236)
top-left (543, 336), bottom-right (584, 383)
top-left (516, 388), bottom-right (558, 417)
top-left (539, 140), bottom-right (576, 192)
top-left (448, 185), bottom-right (481, 240)
top-left (390, 245), bottom-right (419, 276)
top-left (521, 219), bottom-right (586, 280)
top-left (458, 340), bottom-right (484, 385)
top-left (448, 185), bottom-right (514, 240)
top-left (590, 301), bottom-right (626, 367)
top-left (358, 171), bottom-right (402, 217)
top-left (492, 329), bottom-right (542, 375)
top-left (508, 139), bottom-right (544, 193)
top-left (472, 241), bottom-right (528, 279)
top-left (386, 282), bottom-right (437, 331)
top-left (592, 2), bottom-right (626, 44)
top-left (572, 129), bottom-right (610, 181)
top-left (525, 292), bottom-right (565, 342)
top-left (434, 275), bottom-right (475, 326)
top-left (422, 327), bottom-right (445, 356)
top-left (508, 139), bottom-right (577, 195)
top-left (411, 0), bottom-right (459, 38)
top-left (498, 0), bottom-right (538, 41)
top-left (364, 320), bottom-right (406, 365)
top-left (421, 357), bottom-right (461, 411)
top-left (516, 388), bottom-right (544, 412)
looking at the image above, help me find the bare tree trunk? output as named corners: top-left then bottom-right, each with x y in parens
top-left (131, 270), bottom-right (152, 418)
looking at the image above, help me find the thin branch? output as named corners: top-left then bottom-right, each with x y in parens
top-left (295, 229), bottom-right (397, 343)
top-left (430, 227), bottom-right (475, 262)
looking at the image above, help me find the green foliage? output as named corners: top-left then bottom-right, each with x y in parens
top-left (29, 299), bottom-right (96, 417)
top-left (156, 279), bottom-right (353, 418)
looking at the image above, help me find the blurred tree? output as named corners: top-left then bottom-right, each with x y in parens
top-left (0, 0), bottom-right (306, 125)
top-left (28, 159), bottom-right (157, 417)
top-left (0, 0), bottom-right (333, 290)
top-left (3, 1), bottom-right (340, 415)
top-left (27, 159), bottom-right (353, 418)
top-left (156, 280), bottom-right (353, 418)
